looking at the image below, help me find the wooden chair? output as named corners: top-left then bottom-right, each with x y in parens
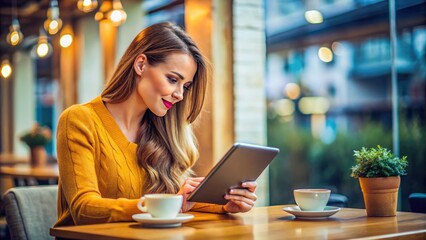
top-left (328, 193), bottom-right (349, 208)
top-left (409, 193), bottom-right (426, 213)
top-left (2, 185), bottom-right (57, 240)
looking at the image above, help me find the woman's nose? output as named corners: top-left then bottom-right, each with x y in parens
top-left (172, 88), bottom-right (184, 101)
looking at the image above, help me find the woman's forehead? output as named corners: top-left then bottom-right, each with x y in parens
top-left (159, 53), bottom-right (197, 82)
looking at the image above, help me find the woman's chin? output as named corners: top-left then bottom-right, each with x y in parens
top-left (151, 109), bottom-right (168, 117)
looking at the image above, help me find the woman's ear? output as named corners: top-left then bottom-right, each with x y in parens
top-left (134, 54), bottom-right (147, 76)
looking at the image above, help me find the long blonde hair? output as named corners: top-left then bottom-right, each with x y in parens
top-left (101, 22), bottom-right (208, 193)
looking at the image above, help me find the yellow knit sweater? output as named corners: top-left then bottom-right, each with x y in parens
top-left (55, 96), bottom-right (224, 227)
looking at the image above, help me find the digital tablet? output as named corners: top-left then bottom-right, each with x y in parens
top-left (187, 143), bottom-right (279, 205)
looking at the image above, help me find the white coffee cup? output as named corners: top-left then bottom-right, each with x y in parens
top-left (137, 194), bottom-right (183, 218)
top-left (294, 189), bottom-right (331, 211)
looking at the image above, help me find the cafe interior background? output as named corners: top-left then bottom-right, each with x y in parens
top-left (0, 0), bottom-right (424, 221)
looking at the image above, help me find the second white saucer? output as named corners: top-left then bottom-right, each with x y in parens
top-left (132, 213), bottom-right (194, 228)
top-left (282, 206), bottom-right (341, 220)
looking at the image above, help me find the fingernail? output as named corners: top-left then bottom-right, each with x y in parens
top-left (230, 189), bottom-right (234, 194)
top-left (242, 183), bottom-right (247, 187)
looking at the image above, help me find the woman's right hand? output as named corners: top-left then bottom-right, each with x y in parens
top-left (177, 177), bottom-right (205, 212)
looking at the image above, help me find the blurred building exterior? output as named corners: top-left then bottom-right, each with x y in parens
top-left (267, 0), bottom-right (425, 133)
top-left (266, 0), bottom-right (425, 210)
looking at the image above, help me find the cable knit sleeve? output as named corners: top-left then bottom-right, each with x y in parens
top-left (191, 202), bottom-right (226, 213)
top-left (56, 105), bottom-right (139, 225)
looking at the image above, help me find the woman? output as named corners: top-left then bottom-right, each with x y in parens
top-left (55, 22), bottom-right (257, 227)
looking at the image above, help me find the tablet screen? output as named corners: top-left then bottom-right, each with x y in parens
top-left (187, 143), bottom-right (279, 205)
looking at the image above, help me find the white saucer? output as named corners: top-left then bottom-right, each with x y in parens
top-left (282, 206), bottom-right (341, 220)
top-left (132, 213), bottom-right (194, 228)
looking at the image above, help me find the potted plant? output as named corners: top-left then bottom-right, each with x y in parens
top-left (351, 145), bottom-right (408, 217)
top-left (20, 123), bottom-right (52, 166)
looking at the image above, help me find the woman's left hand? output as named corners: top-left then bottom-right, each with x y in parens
top-left (223, 181), bottom-right (257, 213)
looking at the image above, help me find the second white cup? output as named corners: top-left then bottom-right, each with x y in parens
top-left (137, 194), bottom-right (183, 218)
top-left (294, 189), bottom-right (331, 211)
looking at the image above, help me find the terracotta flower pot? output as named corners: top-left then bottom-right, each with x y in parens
top-left (30, 146), bottom-right (47, 167)
top-left (359, 176), bottom-right (400, 217)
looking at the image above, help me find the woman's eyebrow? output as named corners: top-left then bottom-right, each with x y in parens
top-left (171, 71), bottom-right (184, 80)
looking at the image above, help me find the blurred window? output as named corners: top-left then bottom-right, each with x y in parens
top-left (266, 0), bottom-right (425, 210)
top-left (35, 57), bottom-right (56, 155)
top-left (143, 0), bottom-right (184, 28)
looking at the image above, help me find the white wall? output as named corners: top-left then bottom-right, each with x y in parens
top-left (77, 17), bottom-right (103, 104)
top-left (117, 1), bottom-right (145, 63)
top-left (13, 51), bottom-right (35, 156)
top-left (233, 0), bottom-right (269, 206)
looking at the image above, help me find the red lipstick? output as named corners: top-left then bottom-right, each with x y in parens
top-left (162, 99), bottom-right (173, 109)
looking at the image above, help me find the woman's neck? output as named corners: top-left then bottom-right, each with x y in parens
top-left (104, 93), bottom-right (147, 142)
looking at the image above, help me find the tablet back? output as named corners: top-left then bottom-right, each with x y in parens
top-left (188, 143), bottom-right (279, 205)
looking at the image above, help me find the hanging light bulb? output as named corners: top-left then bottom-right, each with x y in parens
top-left (59, 24), bottom-right (74, 48)
top-left (32, 29), bottom-right (53, 59)
top-left (6, 19), bottom-right (24, 46)
top-left (44, 0), bottom-right (63, 35)
top-left (108, 0), bottom-right (127, 26)
top-left (60, 33), bottom-right (73, 48)
top-left (6, 0), bottom-right (24, 46)
top-left (95, 0), bottom-right (126, 27)
top-left (1, 59), bottom-right (12, 79)
top-left (77, 0), bottom-right (98, 13)
top-left (36, 40), bottom-right (52, 58)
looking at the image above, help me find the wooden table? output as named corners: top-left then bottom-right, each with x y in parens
top-left (0, 153), bottom-right (28, 166)
top-left (0, 163), bottom-right (59, 186)
top-left (50, 205), bottom-right (426, 240)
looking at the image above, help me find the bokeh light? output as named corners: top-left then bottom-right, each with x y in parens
top-left (305, 10), bottom-right (323, 24)
top-left (274, 99), bottom-right (295, 117)
top-left (1, 60), bottom-right (12, 79)
top-left (284, 83), bottom-right (301, 100)
top-left (298, 97), bottom-right (330, 114)
top-left (318, 47), bottom-right (333, 62)
top-left (60, 34), bottom-right (73, 48)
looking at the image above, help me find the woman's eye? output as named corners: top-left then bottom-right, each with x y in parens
top-left (167, 77), bottom-right (178, 83)
top-left (184, 85), bottom-right (192, 91)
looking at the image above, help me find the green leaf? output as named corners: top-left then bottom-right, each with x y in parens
top-left (350, 145), bottom-right (408, 178)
